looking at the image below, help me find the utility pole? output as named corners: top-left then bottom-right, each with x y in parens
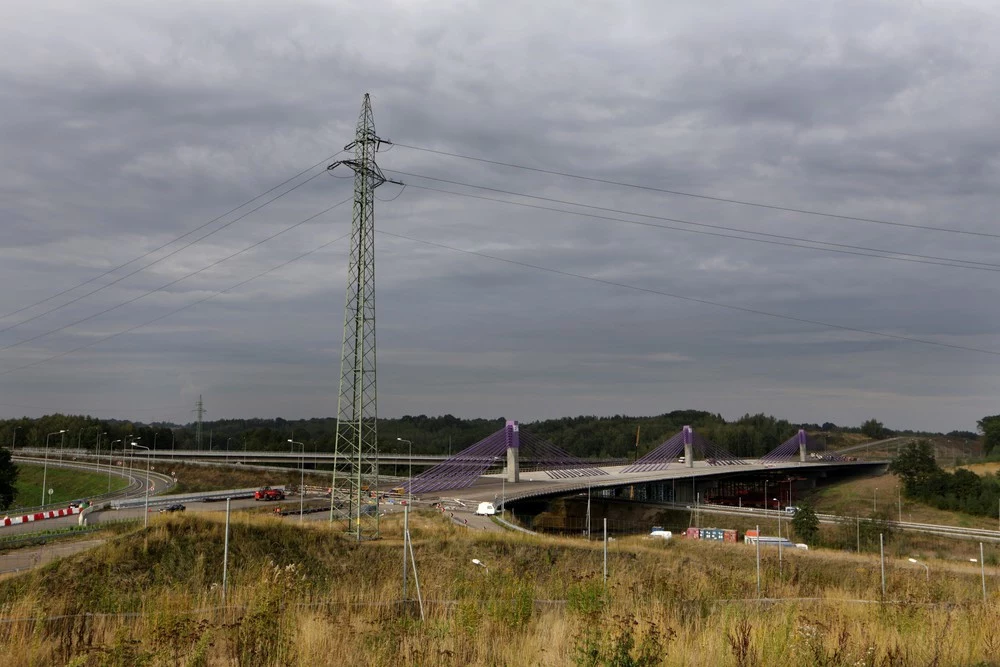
top-left (330, 94), bottom-right (399, 542)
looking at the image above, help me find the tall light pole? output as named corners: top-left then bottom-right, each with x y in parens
top-left (874, 487), bottom-right (878, 512)
top-left (58, 430), bottom-right (67, 463)
top-left (108, 439), bottom-right (122, 492)
top-left (42, 430), bottom-right (66, 507)
top-left (129, 436), bottom-right (142, 479)
top-left (95, 431), bottom-right (106, 476)
top-left (11, 426), bottom-right (21, 451)
top-left (288, 440), bottom-right (305, 523)
top-left (131, 442), bottom-right (151, 528)
top-left (397, 438), bottom-right (413, 506)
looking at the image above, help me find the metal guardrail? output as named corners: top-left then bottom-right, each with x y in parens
top-left (109, 486), bottom-right (285, 510)
top-left (661, 501), bottom-right (1000, 543)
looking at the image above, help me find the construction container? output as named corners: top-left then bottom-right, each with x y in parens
top-left (699, 527), bottom-right (726, 541)
top-left (723, 529), bottom-right (738, 543)
top-left (686, 527), bottom-right (700, 539)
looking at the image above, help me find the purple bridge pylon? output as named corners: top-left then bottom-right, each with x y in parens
top-left (760, 429), bottom-right (846, 462)
top-left (621, 425), bottom-right (746, 473)
top-left (403, 420), bottom-right (608, 494)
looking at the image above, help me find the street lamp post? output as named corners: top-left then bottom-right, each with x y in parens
top-left (397, 438), bottom-right (413, 506)
top-left (471, 558), bottom-right (489, 575)
top-left (874, 487), bottom-right (878, 512)
top-left (42, 430), bottom-right (66, 508)
top-left (908, 557), bottom-right (929, 583)
top-left (288, 440), bottom-right (305, 523)
top-left (11, 426), bottom-right (21, 451)
top-left (108, 439), bottom-right (122, 492)
top-left (131, 443), bottom-right (151, 528)
top-left (58, 430), bottom-right (66, 463)
top-left (95, 431), bottom-right (106, 476)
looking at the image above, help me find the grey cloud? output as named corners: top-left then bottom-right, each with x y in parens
top-left (0, 0), bottom-right (998, 432)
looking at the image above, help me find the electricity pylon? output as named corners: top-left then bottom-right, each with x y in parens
top-left (329, 94), bottom-right (398, 541)
top-left (193, 395), bottom-right (205, 451)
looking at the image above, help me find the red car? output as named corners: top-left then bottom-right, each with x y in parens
top-left (254, 486), bottom-right (285, 501)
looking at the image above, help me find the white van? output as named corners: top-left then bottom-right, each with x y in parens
top-left (650, 530), bottom-right (673, 540)
top-left (475, 502), bottom-right (496, 516)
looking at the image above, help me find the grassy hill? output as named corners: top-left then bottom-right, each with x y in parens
top-left (0, 512), bottom-right (995, 666)
top-left (804, 472), bottom-right (999, 532)
top-left (10, 464), bottom-right (128, 510)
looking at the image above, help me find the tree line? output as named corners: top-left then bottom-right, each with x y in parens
top-left (891, 441), bottom-right (1000, 517)
top-left (0, 411), bottom-right (970, 461)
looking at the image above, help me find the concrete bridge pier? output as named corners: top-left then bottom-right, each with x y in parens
top-left (683, 425), bottom-right (694, 468)
top-left (798, 429), bottom-right (808, 463)
top-left (505, 419), bottom-right (520, 483)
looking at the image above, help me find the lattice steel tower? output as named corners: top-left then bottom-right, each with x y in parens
top-left (329, 94), bottom-right (397, 541)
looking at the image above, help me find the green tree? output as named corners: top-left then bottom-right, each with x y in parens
top-left (0, 448), bottom-right (19, 510)
top-left (790, 504), bottom-right (819, 544)
top-left (860, 418), bottom-right (886, 439)
top-left (889, 440), bottom-right (940, 493)
top-left (978, 415), bottom-right (1000, 456)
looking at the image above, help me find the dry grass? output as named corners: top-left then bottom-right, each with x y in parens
top-left (0, 510), bottom-right (997, 666)
top-left (806, 472), bottom-right (999, 532)
top-left (957, 462), bottom-right (1000, 476)
top-left (162, 462), bottom-right (333, 495)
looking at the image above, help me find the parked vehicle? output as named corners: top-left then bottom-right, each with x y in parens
top-left (254, 486), bottom-right (285, 501)
top-left (649, 529), bottom-right (673, 540)
top-left (475, 502), bottom-right (496, 516)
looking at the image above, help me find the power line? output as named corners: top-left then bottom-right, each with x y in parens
top-left (376, 229), bottom-right (1000, 358)
top-left (391, 143), bottom-right (1000, 240)
top-left (0, 171), bottom-right (328, 338)
top-left (392, 176), bottom-right (1000, 273)
top-left (0, 232), bottom-right (351, 377)
top-left (0, 195), bottom-right (351, 354)
top-left (0, 151), bottom-right (343, 323)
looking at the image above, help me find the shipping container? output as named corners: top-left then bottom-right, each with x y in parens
top-left (686, 527), bottom-right (700, 539)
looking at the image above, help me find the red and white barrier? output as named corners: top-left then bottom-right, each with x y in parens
top-left (0, 506), bottom-right (82, 527)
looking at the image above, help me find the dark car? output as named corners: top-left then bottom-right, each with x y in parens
top-left (159, 504), bottom-right (186, 513)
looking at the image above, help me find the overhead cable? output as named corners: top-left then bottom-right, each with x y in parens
top-left (0, 196), bottom-right (351, 354)
top-left (391, 142), bottom-right (1000, 239)
top-left (0, 151), bottom-right (343, 323)
top-left (0, 171), bottom-right (329, 337)
top-left (377, 229), bottom-right (1000, 358)
top-left (0, 232), bottom-right (350, 377)
top-left (391, 176), bottom-right (1000, 273)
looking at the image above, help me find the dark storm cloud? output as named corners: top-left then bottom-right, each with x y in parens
top-left (1, 0), bottom-right (998, 432)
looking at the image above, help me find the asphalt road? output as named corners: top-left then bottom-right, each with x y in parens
top-left (0, 539), bottom-right (106, 575)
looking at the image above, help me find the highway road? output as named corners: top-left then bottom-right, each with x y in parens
top-left (655, 501), bottom-right (1000, 543)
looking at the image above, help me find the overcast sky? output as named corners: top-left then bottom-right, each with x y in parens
top-left (2, 0), bottom-right (999, 433)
